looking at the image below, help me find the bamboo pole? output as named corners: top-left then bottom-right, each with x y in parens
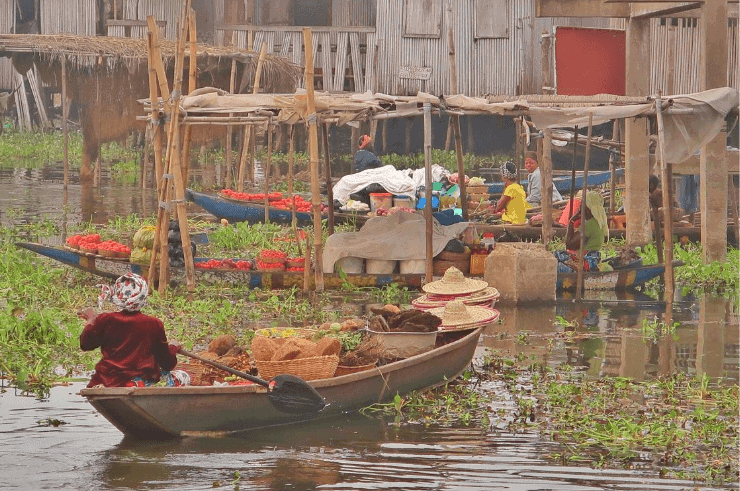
top-left (322, 122), bottom-right (334, 235)
top-left (730, 178), bottom-right (740, 246)
top-left (576, 114), bottom-right (593, 301)
top-left (289, 124), bottom-right (295, 223)
top-left (541, 128), bottom-right (553, 246)
top-left (303, 27), bottom-right (324, 292)
top-left (237, 42), bottom-right (268, 192)
top-left (655, 96), bottom-right (674, 303)
top-left (303, 230), bottom-right (311, 292)
top-left (61, 55), bottom-right (68, 191)
top-left (609, 119), bottom-right (619, 215)
top-left (181, 9), bottom-right (197, 185)
top-left (263, 120), bottom-right (272, 223)
top-left (568, 128), bottom-right (579, 218)
top-left (447, 27), bottom-right (467, 219)
top-left (146, 31), bottom-right (163, 189)
top-left (423, 102), bottom-right (433, 282)
top-left (226, 31), bottom-right (237, 187)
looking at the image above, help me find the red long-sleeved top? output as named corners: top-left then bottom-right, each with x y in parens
top-left (80, 311), bottom-right (178, 388)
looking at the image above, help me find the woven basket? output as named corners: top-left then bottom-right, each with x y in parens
top-left (433, 258), bottom-right (470, 276)
top-left (334, 362), bottom-right (376, 377)
top-left (177, 362), bottom-right (210, 386)
top-left (255, 355), bottom-right (339, 381)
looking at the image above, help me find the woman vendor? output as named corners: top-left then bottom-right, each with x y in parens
top-left (352, 134), bottom-right (383, 173)
top-left (489, 160), bottom-right (530, 224)
top-left (555, 190), bottom-right (609, 272)
top-left (78, 272), bottom-right (188, 388)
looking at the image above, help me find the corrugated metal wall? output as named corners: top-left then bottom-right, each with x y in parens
top-left (0, 0), bottom-right (15, 89)
top-left (40, 0), bottom-right (96, 35)
top-left (375, 0), bottom-right (609, 96)
top-left (119, 0), bottom-right (181, 40)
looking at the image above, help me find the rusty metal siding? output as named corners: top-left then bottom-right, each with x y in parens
top-left (40, 0), bottom-right (96, 35)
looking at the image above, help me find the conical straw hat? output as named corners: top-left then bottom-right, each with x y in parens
top-left (422, 267), bottom-right (488, 295)
top-left (428, 300), bottom-right (499, 329)
top-left (412, 287), bottom-right (500, 309)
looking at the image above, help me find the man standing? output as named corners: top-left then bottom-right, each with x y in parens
top-left (524, 153), bottom-right (562, 206)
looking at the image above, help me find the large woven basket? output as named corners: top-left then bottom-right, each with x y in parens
top-left (334, 362), bottom-right (377, 377)
top-left (255, 355), bottom-right (339, 381)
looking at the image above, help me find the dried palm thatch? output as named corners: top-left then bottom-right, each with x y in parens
top-left (0, 33), bottom-right (301, 91)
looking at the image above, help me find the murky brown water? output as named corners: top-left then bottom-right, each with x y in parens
top-left (1, 162), bottom-right (738, 490)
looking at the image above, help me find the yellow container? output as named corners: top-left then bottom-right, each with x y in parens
top-left (470, 252), bottom-right (487, 276)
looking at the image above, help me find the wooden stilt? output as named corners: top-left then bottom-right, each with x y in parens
top-left (303, 27), bottom-right (324, 292)
top-left (576, 114), bottom-right (593, 301)
top-left (263, 120), bottom-right (272, 223)
top-left (181, 9), bottom-right (197, 185)
top-left (146, 31), bottom-right (163, 189)
top-left (289, 124), bottom-right (295, 223)
top-left (423, 102), bottom-right (433, 283)
top-left (447, 27), bottom-right (467, 220)
top-left (655, 96), bottom-right (674, 303)
top-left (322, 122), bottom-right (334, 235)
top-left (226, 31), bottom-right (237, 187)
top-left (541, 128), bottom-right (553, 246)
top-left (237, 42), bottom-right (268, 192)
top-left (61, 56), bottom-right (68, 191)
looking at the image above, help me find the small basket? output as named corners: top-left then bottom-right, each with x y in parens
top-left (176, 362), bottom-right (210, 386)
top-left (285, 258), bottom-right (305, 268)
top-left (98, 249), bottom-right (117, 258)
top-left (334, 362), bottom-right (377, 377)
top-left (255, 355), bottom-right (339, 381)
top-left (80, 246), bottom-right (98, 255)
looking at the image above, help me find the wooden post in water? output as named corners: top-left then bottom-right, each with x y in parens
top-left (322, 122), bottom-right (335, 235)
top-left (576, 114), bottom-right (593, 301)
top-left (181, 9), bottom-right (196, 185)
top-left (303, 27), bottom-right (324, 292)
top-left (61, 55), bottom-right (68, 191)
top-left (541, 128), bottom-right (553, 246)
top-left (655, 96), bottom-right (674, 303)
top-left (423, 102), bottom-right (433, 282)
top-left (237, 42), bottom-right (267, 192)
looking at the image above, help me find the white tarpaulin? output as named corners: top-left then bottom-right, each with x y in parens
top-left (322, 212), bottom-right (468, 272)
top-left (331, 164), bottom-right (450, 205)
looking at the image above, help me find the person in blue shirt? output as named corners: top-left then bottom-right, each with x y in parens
top-left (353, 135), bottom-right (383, 173)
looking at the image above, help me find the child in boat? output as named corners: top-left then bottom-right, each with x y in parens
top-left (352, 134), bottom-right (383, 173)
top-left (554, 190), bottom-right (609, 272)
top-left (488, 160), bottom-right (531, 224)
top-left (78, 272), bottom-right (188, 388)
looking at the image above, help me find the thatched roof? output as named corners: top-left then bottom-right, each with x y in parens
top-left (0, 33), bottom-right (301, 88)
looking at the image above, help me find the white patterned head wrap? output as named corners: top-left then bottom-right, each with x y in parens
top-left (98, 273), bottom-right (149, 312)
top-left (500, 160), bottom-right (517, 180)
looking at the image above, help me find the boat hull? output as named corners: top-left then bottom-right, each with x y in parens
top-left (80, 328), bottom-right (483, 438)
top-left (555, 261), bottom-right (682, 291)
top-left (486, 169), bottom-right (623, 194)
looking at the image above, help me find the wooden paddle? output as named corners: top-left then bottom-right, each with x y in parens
top-left (177, 347), bottom-right (326, 414)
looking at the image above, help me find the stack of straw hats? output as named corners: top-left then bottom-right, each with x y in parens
top-left (427, 299), bottom-right (500, 332)
top-left (412, 266), bottom-right (500, 310)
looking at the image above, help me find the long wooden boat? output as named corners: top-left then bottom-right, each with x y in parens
top-left (14, 242), bottom-right (424, 290)
top-left (79, 327), bottom-right (483, 439)
top-left (186, 189), bottom-right (369, 226)
top-left (486, 169), bottom-right (623, 195)
top-left (556, 261), bottom-right (683, 291)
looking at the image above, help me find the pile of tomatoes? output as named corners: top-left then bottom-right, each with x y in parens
top-left (195, 259), bottom-right (253, 270)
top-left (67, 233), bottom-right (101, 251)
top-left (256, 260), bottom-right (286, 271)
top-left (258, 249), bottom-right (287, 262)
top-left (97, 240), bottom-right (132, 257)
top-left (221, 189), bottom-right (283, 202)
top-left (270, 196), bottom-right (312, 212)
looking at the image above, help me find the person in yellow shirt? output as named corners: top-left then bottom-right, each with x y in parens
top-left (489, 160), bottom-right (530, 224)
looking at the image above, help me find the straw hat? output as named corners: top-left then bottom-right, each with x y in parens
top-left (412, 287), bottom-right (500, 310)
top-left (428, 300), bottom-right (499, 330)
top-left (422, 267), bottom-right (488, 295)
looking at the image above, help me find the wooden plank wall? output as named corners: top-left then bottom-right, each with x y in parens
top-left (0, 0), bottom-right (15, 89)
top-left (40, 0), bottom-right (96, 35)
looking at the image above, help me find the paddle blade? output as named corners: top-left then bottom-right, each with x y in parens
top-left (267, 374), bottom-right (326, 414)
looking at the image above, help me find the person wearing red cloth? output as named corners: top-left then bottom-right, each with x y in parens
top-left (78, 272), bottom-right (181, 388)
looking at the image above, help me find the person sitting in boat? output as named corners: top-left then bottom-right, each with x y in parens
top-left (554, 190), bottom-right (609, 273)
top-left (78, 272), bottom-right (188, 388)
top-left (523, 152), bottom-right (562, 206)
top-left (352, 134), bottom-right (383, 174)
top-left (488, 160), bottom-right (531, 224)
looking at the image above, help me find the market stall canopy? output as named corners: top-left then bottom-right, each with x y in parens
top-left (166, 86), bottom-right (738, 165)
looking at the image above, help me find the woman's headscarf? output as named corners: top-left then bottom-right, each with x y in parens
top-left (359, 134), bottom-right (371, 149)
top-left (98, 272), bottom-right (149, 312)
top-left (585, 191), bottom-right (609, 239)
top-left (500, 160), bottom-right (517, 180)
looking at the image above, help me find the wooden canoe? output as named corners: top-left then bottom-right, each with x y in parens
top-left (14, 242), bottom-right (424, 290)
top-left (486, 169), bottom-right (623, 195)
top-left (79, 327), bottom-right (483, 439)
top-left (186, 189), bottom-right (370, 226)
top-left (556, 261), bottom-right (683, 291)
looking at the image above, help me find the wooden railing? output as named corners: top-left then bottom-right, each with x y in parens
top-left (214, 25), bottom-right (377, 92)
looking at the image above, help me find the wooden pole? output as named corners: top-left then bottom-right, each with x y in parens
top-left (447, 27), bottom-right (467, 219)
top-left (655, 96), bottom-right (674, 303)
top-left (61, 56), bottom-right (68, 191)
top-left (609, 119), bottom-right (620, 215)
top-left (181, 9), bottom-right (197, 185)
top-left (575, 115), bottom-right (593, 301)
top-left (289, 124), bottom-right (295, 223)
top-left (423, 102), bottom-right (433, 283)
top-left (652, 195), bottom-right (664, 265)
top-left (303, 230), bottom-right (311, 292)
top-left (263, 120), bottom-right (272, 223)
top-left (322, 122), bottom-right (335, 235)
top-left (568, 127), bottom-right (578, 218)
top-left (226, 31), bottom-right (237, 187)
top-left (730, 178), bottom-right (740, 246)
top-left (146, 31), bottom-right (164, 189)
top-left (541, 128), bottom-right (553, 246)
top-left (303, 27), bottom-right (324, 292)
top-left (237, 42), bottom-right (268, 192)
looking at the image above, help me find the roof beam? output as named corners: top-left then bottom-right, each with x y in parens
top-left (631, 2), bottom-right (705, 16)
top-left (535, 0), bottom-right (630, 17)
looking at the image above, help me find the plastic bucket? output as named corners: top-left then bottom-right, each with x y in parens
top-left (335, 256), bottom-right (364, 273)
top-left (369, 193), bottom-right (393, 212)
top-left (393, 195), bottom-right (414, 208)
